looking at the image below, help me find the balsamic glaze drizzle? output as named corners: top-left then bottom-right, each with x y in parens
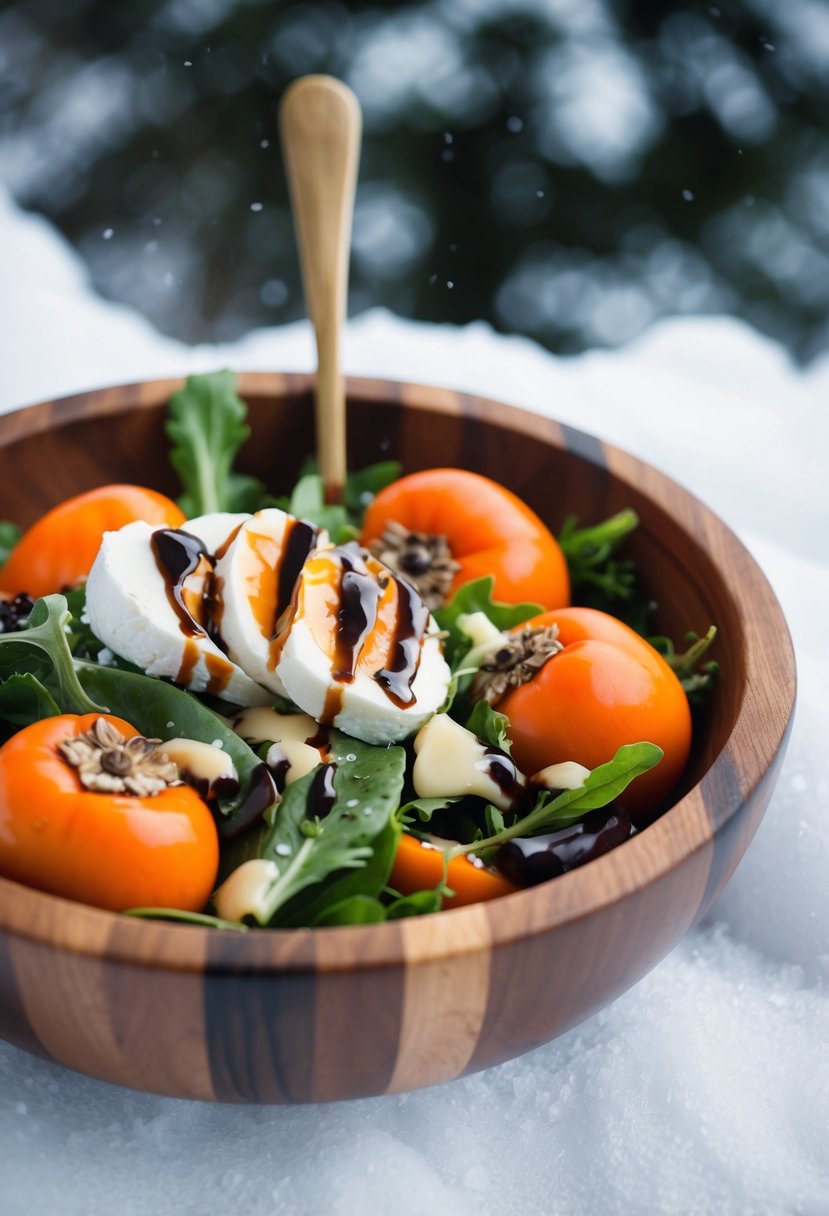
top-left (482, 746), bottom-right (531, 814)
top-left (307, 763), bottom-right (337, 820)
top-left (151, 528), bottom-right (210, 637)
top-left (373, 573), bottom-right (429, 708)
top-left (266, 743), bottom-right (292, 795)
top-left (274, 520), bottom-right (319, 633)
top-left (219, 764), bottom-right (280, 840)
top-left (331, 548), bottom-right (383, 683)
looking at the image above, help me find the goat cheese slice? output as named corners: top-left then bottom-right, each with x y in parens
top-left (85, 520), bottom-right (271, 706)
top-left (273, 546), bottom-right (451, 745)
top-left (212, 508), bottom-right (326, 697)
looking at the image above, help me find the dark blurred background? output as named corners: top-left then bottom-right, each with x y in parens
top-left (1, 0), bottom-right (827, 361)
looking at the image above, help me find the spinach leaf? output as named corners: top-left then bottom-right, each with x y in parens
top-left (75, 662), bottom-right (265, 821)
top-left (0, 672), bottom-right (62, 725)
top-left (434, 576), bottom-right (542, 668)
top-left (234, 732), bottom-right (406, 925)
top-left (124, 907), bottom-right (249, 932)
top-left (251, 771), bottom-right (372, 924)
top-left (0, 521), bottom-right (21, 570)
top-left (312, 895), bottom-right (387, 926)
top-left (274, 460), bottom-right (402, 542)
top-left (166, 370), bottom-right (264, 515)
top-left (399, 795), bottom-right (462, 824)
top-left (311, 883), bottom-right (444, 926)
top-left (343, 460), bottom-right (402, 521)
top-left (0, 595), bottom-right (105, 716)
top-left (386, 889), bottom-right (443, 919)
top-left (275, 814), bottom-right (402, 928)
top-left (465, 700), bottom-right (512, 752)
top-left (449, 741), bottom-right (663, 860)
top-left (282, 473), bottom-right (355, 543)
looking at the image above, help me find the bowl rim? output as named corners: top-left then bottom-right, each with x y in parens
top-left (0, 373), bottom-right (797, 973)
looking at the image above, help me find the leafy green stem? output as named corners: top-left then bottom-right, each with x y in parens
top-left (447, 741), bottom-right (663, 861)
top-left (650, 625), bottom-right (719, 700)
top-left (0, 595), bottom-right (106, 715)
top-left (558, 508), bottom-right (639, 600)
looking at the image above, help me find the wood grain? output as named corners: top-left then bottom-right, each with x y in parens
top-left (0, 375), bottom-right (796, 1101)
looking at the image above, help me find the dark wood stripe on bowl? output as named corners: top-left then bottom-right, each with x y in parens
top-left (0, 375), bottom-right (795, 1102)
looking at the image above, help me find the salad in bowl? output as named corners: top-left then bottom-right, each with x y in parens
top-left (0, 371), bottom-right (716, 932)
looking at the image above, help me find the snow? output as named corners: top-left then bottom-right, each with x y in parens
top-left (1, 186), bottom-right (828, 1214)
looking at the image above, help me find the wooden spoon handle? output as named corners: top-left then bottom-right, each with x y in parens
top-left (279, 75), bottom-right (362, 504)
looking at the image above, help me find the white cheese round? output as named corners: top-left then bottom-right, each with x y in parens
top-left (85, 520), bottom-right (271, 706)
top-left (211, 508), bottom-right (323, 697)
top-left (274, 548), bottom-right (451, 745)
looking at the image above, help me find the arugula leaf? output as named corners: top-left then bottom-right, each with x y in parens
top-left (75, 662), bottom-right (265, 823)
top-left (650, 626), bottom-right (719, 705)
top-left (274, 459), bottom-right (401, 543)
top-left (558, 509), bottom-right (639, 602)
top-left (277, 457), bottom-right (401, 520)
top-left (465, 700), bottom-right (512, 753)
top-left (237, 733), bottom-right (407, 925)
top-left (0, 595), bottom-right (106, 717)
top-left (166, 370), bottom-right (264, 515)
top-left (0, 521), bottom-right (21, 570)
top-left (449, 742), bottom-right (663, 860)
top-left (484, 805), bottom-right (506, 836)
top-left (281, 473), bottom-right (356, 543)
top-left (434, 577), bottom-right (542, 668)
top-left (399, 796), bottom-right (462, 824)
top-left (0, 672), bottom-right (62, 725)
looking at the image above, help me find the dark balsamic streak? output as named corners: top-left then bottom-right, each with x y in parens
top-left (151, 528), bottom-right (211, 637)
top-left (203, 572), bottom-right (227, 653)
top-left (307, 763), bottom-right (337, 819)
top-left (266, 742), bottom-right (291, 795)
top-left (482, 746), bottom-right (531, 814)
top-left (373, 574), bottom-right (429, 708)
top-left (305, 723), bottom-right (330, 751)
top-left (275, 520), bottom-right (319, 631)
top-left (219, 764), bottom-right (279, 840)
top-left (332, 549), bottom-right (382, 683)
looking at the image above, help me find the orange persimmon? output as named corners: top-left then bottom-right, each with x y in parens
top-left (499, 607), bottom-right (692, 820)
top-left (0, 484), bottom-right (185, 597)
top-left (389, 831), bottom-right (518, 909)
top-left (361, 468), bottom-right (570, 609)
top-left (0, 714), bottom-right (218, 913)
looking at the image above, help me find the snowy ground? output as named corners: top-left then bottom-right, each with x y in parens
top-left (1, 186), bottom-right (828, 1215)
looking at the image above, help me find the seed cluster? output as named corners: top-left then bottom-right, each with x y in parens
top-left (59, 716), bottom-right (181, 797)
top-left (471, 624), bottom-right (563, 704)
top-left (368, 519), bottom-right (460, 611)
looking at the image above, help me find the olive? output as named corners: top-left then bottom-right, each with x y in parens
top-left (0, 593), bottom-right (34, 633)
top-left (495, 804), bottom-right (632, 887)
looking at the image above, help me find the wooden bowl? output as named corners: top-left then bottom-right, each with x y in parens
top-left (0, 375), bottom-right (795, 1102)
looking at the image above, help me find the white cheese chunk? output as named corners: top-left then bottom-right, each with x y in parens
top-left (276, 612), bottom-right (450, 746)
top-left (212, 509), bottom-right (326, 697)
top-left (85, 520), bottom-right (271, 706)
top-left (183, 511), bottom-right (251, 556)
top-left (412, 712), bottom-right (526, 813)
top-left (213, 858), bottom-right (278, 925)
